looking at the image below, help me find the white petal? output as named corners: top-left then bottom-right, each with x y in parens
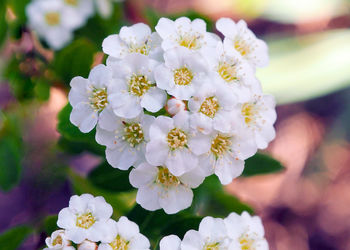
top-left (88, 64), bottom-right (112, 88)
top-left (155, 17), bottom-right (176, 39)
top-left (57, 208), bottom-right (76, 229)
top-left (215, 157), bottom-right (244, 185)
top-left (96, 126), bottom-right (117, 148)
top-left (136, 185), bottom-right (161, 211)
top-left (106, 146), bottom-right (139, 170)
top-left (129, 163), bottom-right (157, 188)
top-left (145, 139), bottom-right (169, 166)
top-left (90, 196), bottom-right (113, 221)
top-left (179, 167), bottom-right (205, 188)
top-left (65, 228), bottom-right (87, 244)
top-left (181, 230), bottom-right (203, 250)
top-left (216, 18), bottom-right (237, 38)
top-left (141, 87), bottom-right (166, 112)
top-left (109, 92), bottom-right (142, 119)
top-left (159, 235), bottom-right (181, 250)
top-left (102, 34), bottom-right (128, 59)
top-left (159, 186), bottom-right (193, 214)
top-left (70, 103), bottom-right (98, 133)
top-left (166, 150), bottom-right (198, 176)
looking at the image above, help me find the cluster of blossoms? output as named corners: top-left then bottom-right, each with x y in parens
top-left (45, 194), bottom-right (150, 250)
top-left (68, 17), bottom-right (277, 214)
top-left (26, 0), bottom-right (122, 50)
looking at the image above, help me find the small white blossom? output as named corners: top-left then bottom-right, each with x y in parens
top-left (159, 235), bottom-right (182, 250)
top-left (145, 113), bottom-right (198, 176)
top-left (77, 240), bottom-right (98, 250)
top-left (154, 47), bottom-right (208, 100)
top-left (62, 0), bottom-right (94, 27)
top-left (224, 212), bottom-right (269, 250)
top-left (103, 23), bottom-right (162, 61)
top-left (108, 54), bottom-right (167, 119)
top-left (129, 162), bottom-right (205, 214)
top-left (166, 97), bottom-right (186, 116)
top-left (96, 108), bottom-right (154, 170)
top-left (69, 64), bottom-right (113, 133)
top-left (216, 18), bottom-right (269, 69)
top-left (98, 217), bottom-right (150, 250)
top-left (44, 230), bottom-right (74, 250)
top-left (155, 17), bottom-right (219, 53)
top-left (57, 194), bottom-right (113, 244)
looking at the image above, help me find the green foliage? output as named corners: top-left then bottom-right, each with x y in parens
top-left (0, 0), bottom-right (7, 47)
top-left (42, 215), bottom-right (59, 236)
top-left (0, 225), bottom-right (32, 250)
top-left (33, 78), bottom-right (51, 101)
top-left (242, 153), bottom-right (285, 176)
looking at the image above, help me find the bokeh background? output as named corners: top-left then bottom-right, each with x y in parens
top-left (1, 0), bottom-right (350, 249)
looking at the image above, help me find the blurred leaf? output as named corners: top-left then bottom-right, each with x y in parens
top-left (0, 225), bottom-right (32, 250)
top-left (43, 215), bottom-right (58, 235)
top-left (242, 153), bottom-right (284, 176)
top-left (88, 161), bottom-right (133, 192)
top-left (52, 38), bottom-right (97, 84)
top-left (0, 0), bottom-right (7, 47)
top-left (160, 216), bottom-right (202, 238)
top-left (34, 79), bottom-right (50, 101)
top-left (57, 103), bottom-right (104, 156)
top-left (259, 29), bottom-right (350, 104)
top-left (7, 0), bottom-right (30, 22)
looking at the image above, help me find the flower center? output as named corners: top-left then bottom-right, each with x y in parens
top-left (234, 39), bottom-right (250, 56)
top-left (76, 212), bottom-right (95, 229)
top-left (156, 167), bottom-right (180, 188)
top-left (199, 96), bottom-right (219, 118)
top-left (239, 234), bottom-right (255, 250)
top-left (204, 242), bottom-right (220, 250)
top-left (109, 235), bottom-right (129, 250)
top-left (128, 74), bottom-right (152, 97)
top-left (217, 61), bottom-right (238, 82)
top-left (64, 0), bottom-right (78, 6)
top-left (52, 235), bottom-right (63, 246)
top-left (128, 43), bottom-right (149, 55)
top-left (211, 134), bottom-right (232, 158)
top-left (90, 88), bottom-right (108, 112)
top-left (122, 122), bottom-right (144, 147)
top-left (167, 128), bottom-right (187, 150)
top-left (241, 103), bottom-right (257, 125)
top-left (173, 67), bottom-right (193, 86)
top-left (178, 34), bottom-right (201, 50)
top-left (45, 12), bottom-right (60, 26)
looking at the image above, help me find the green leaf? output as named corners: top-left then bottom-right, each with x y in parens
top-left (0, 225), bottom-right (32, 250)
top-left (34, 79), bottom-right (50, 101)
top-left (43, 215), bottom-right (58, 235)
top-left (7, 0), bottom-right (30, 22)
top-left (0, 0), bottom-right (7, 47)
top-left (88, 161), bottom-right (133, 192)
top-left (259, 29), bottom-right (350, 104)
top-left (52, 38), bottom-right (97, 84)
top-left (242, 153), bottom-right (284, 176)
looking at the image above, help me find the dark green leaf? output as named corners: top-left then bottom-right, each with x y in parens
top-left (242, 153), bottom-right (285, 176)
top-left (0, 225), bottom-right (32, 250)
top-left (34, 79), bottom-right (50, 101)
top-left (7, 0), bottom-right (30, 22)
top-left (43, 215), bottom-right (58, 235)
top-left (88, 161), bottom-right (133, 192)
top-left (0, 0), bottom-right (7, 47)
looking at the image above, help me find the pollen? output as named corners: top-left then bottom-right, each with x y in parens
top-left (122, 122), bottom-right (144, 147)
top-left (45, 12), bottom-right (60, 26)
top-left (64, 0), bottom-right (78, 6)
top-left (128, 74), bottom-right (153, 97)
top-left (234, 39), bottom-right (250, 57)
top-left (90, 87), bottom-right (108, 112)
top-left (109, 235), bottom-right (129, 250)
top-left (199, 96), bottom-right (219, 118)
top-left (167, 128), bottom-right (188, 150)
top-left (52, 235), bottom-right (63, 246)
top-left (178, 34), bottom-right (201, 50)
top-left (211, 134), bottom-right (232, 158)
top-left (128, 43), bottom-right (149, 55)
top-left (156, 167), bottom-right (180, 188)
top-left (239, 234), bottom-right (255, 250)
top-left (241, 103), bottom-right (257, 125)
top-left (76, 212), bottom-right (95, 229)
top-left (217, 61), bottom-right (238, 82)
top-left (204, 242), bottom-right (220, 250)
top-left (173, 67), bottom-right (193, 86)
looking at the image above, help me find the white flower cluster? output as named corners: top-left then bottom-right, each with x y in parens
top-left (160, 211), bottom-right (268, 250)
top-left (44, 193), bottom-right (150, 250)
top-left (68, 17), bottom-right (277, 214)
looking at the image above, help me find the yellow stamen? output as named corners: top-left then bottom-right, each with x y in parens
top-left (199, 96), bottom-right (219, 118)
top-left (76, 212), bottom-right (95, 229)
top-left (45, 12), bottom-right (60, 26)
top-left (167, 128), bottom-right (187, 150)
top-left (128, 74), bottom-right (153, 97)
top-left (174, 67), bottom-right (193, 86)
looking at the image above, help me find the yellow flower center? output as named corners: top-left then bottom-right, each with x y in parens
top-left (64, 0), bottom-right (78, 6)
top-left (128, 74), bottom-right (153, 97)
top-left (76, 212), bottom-right (95, 229)
top-left (52, 235), bottom-right (63, 246)
top-left (90, 88), bottom-right (108, 112)
top-left (234, 39), bottom-right (250, 56)
top-left (122, 122), bottom-right (144, 147)
top-left (128, 43), bottom-right (149, 55)
top-left (204, 242), bottom-right (220, 250)
top-left (178, 34), bottom-right (201, 50)
top-left (199, 96), bottom-right (219, 118)
top-left (109, 235), bottom-right (129, 250)
top-left (167, 128), bottom-right (187, 150)
top-left (45, 12), bottom-right (60, 26)
top-left (173, 67), bottom-right (193, 86)
top-left (241, 103), bottom-right (257, 125)
top-left (156, 167), bottom-right (180, 188)
top-left (217, 61), bottom-right (238, 82)
top-left (211, 134), bottom-right (232, 158)
top-left (239, 235), bottom-right (255, 250)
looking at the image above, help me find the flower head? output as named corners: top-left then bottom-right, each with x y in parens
top-left (44, 230), bottom-right (74, 250)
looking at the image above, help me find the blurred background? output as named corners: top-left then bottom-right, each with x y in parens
top-left (1, 0), bottom-right (350, 249)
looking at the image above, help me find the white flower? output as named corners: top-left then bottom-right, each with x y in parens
top-left (77, 240), bottom-right (98, 250)
top-left (216, 18), bottom-right (269, 69)
top-left (69, 64), bottom-right (114, 133)
top-left (129, 161), bottom-right (205, 214)
top-left (145, 113), bottom-right (198, 176)
top-left (166, 97), bottom-right (186, 116)
top-left (159, 235), bottom-right (182, 250)
top-left (98, 217), bottom-right (150, 250)
top-left (62, 0), bottom-right (94, 27)
top-left (154, 47), bottom-right (208, 100)
top-left (188, 83), bottom-right (236, 135)
top-left (189, 128), bottom-right (257, 184)
top-left (224, 212), bottom-right (269, 250)
top-left (57, 194), bottom-right (113, 244)
top-left (237, 93), bottom-right (277, 149)
top-left (103, 23), bottom-right (162, 61)
top-left (96, 108), bottom-right (154, 170)
top-left (202, 42), bottom-right (261, 103)
top-left (44, 230), bottom-right (74, 250)
top-left (108, 54), bottom-right (167, 119)
top-left (26, 0), bottom-right (78, 50)
top-left (155, 17), bottom-right (219, 53)
top-left (181, 217), bottom-right (232, 250)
